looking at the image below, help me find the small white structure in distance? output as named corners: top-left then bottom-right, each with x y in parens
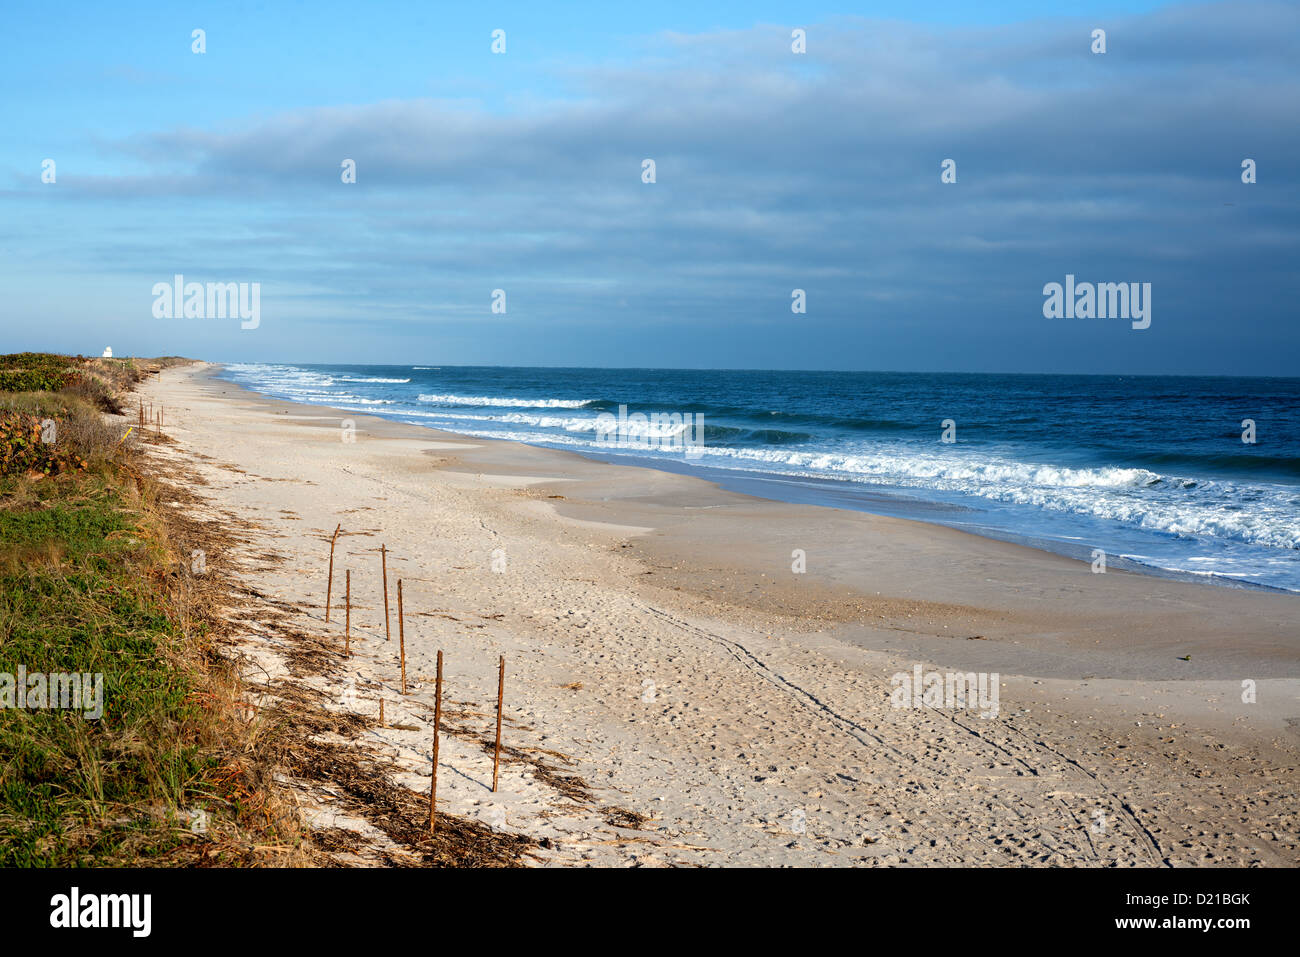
top-left (101, 347), bottom-right (113, 358)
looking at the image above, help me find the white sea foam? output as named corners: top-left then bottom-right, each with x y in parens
top-left (417, 393), bottom-right (591, 409)
top-left (225, 362), bottom-right (335, 389)
top-left (327, 395), bottom-right (396, 405)
top-left (685, 444), bottom-right (1300, 550)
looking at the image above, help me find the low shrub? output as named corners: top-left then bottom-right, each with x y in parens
top-left (0, 411), bottom-right (88, 477)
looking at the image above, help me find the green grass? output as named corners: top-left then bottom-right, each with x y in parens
top-left (0, 354), bottom-right (303, 866)
top-left (0, 477), bottom-right (217, 865)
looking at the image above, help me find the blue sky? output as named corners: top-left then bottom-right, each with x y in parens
top-left (1, 0), bottom-right (1296, 373)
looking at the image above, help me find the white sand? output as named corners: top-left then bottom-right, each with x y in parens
top-left (135, 363), bottom-right (1300, 867)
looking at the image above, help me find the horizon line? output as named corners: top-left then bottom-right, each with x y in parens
top-left (204, 359), bottom-right (1300, 381)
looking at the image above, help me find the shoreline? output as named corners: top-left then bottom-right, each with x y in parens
top-left (560, 450), bottom-right (1296, 595)
top-left (214, 361), bottom-right (1299, 596)
top-left (137, 360), bottom-right (1300, 866)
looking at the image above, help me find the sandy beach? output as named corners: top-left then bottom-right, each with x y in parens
top-left (134, 362), bottom-right (1300, 867)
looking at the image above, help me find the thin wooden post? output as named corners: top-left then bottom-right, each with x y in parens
top-left (344, 570), bottom-right (351, 657)
top-left (397, 579), bottom-right (407, 695)
top-left (492, 655), bottom-right (505, 792)
top-left (325, 523), bottom-right (341, 622)
top-left (378, 699), bottom-right (385, 727)
top-left (381, 544), bottom-right (390, 641)
top-left (429, 650), bottom-right (443, 834)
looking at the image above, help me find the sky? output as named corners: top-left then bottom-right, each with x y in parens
top-left (1, 0), bottom-right (1297, 374)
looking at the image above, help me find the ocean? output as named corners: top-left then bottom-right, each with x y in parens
top-left (219, 363), bottom-right (1300, 593)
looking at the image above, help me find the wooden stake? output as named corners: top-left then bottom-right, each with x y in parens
top-left (397, 579), bottom-right (407, 695)
top-left (429, 650), bottom-right (443, 834)
top-left (492, 655), bottom-right (505, 792)
top-left (344, 570), bottom-right (351, 657)
top-left (381, 544), bottom-right (390, 642)
top-left (378, 699), bottom-right (385, 727)
top-left (325, 523), bottom-right (341, 622)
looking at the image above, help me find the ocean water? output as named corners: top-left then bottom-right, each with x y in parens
top-left (219, 363), bottom-right (1300, 593)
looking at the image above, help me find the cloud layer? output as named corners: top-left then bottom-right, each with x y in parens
top-left (6, 3), bottom-right (1298, 372)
